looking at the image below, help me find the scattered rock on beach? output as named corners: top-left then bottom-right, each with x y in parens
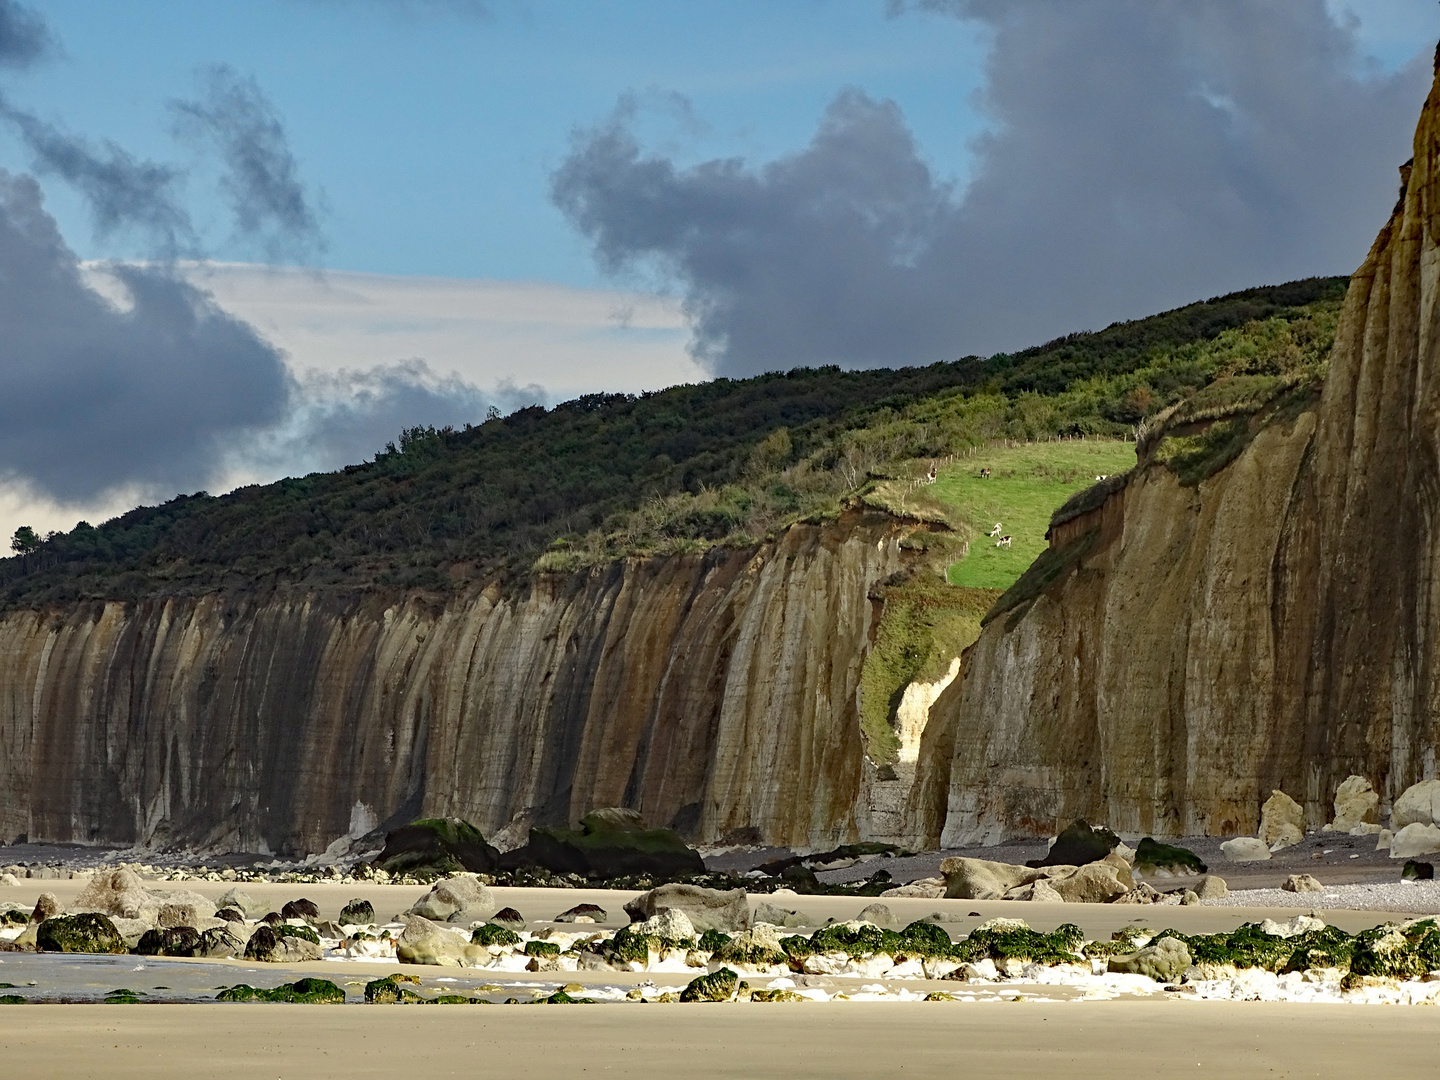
top-left (281, 899), bottom-right (320, 922)
top-left (752, 901), bottom-right (810, 927)
top-left (29, 892), bottom-right (58, 924)
top-left (376, 817), bottom-right (500, 877)
top-left (197, 926), bottom-right (245, 958)
top-left (554, 903), bottom-right (607, 923)
top-left (1133, 838), bottom-right (1207, 875)
top-left (1260, 790), bottom-right (1305, 850)
top-left (1392, 780), bottom-right (1440, 830)
top-left (215, 907), bottom-right (245, 923)
top-left (338, 899), bottom-right (375, 925)
top-left (1282, 873), bottom-right (1325, 894)
top-left (1003, 878), bottom-right (1066, 902)
top-left (36, 913), bottom-right (126, 954)
top-left (679, 967), bottom-right (740, 1002)
top-left (1402, 860), bottom-right (1434, 880)
top-left (1390, 823), bottom-right (1440, 860)
top-left (624, 884), bottom-right (750, 932)
top-left (634, 908), bottom-right (696, 941)
top-left (857, 903), bottom-right (895, 928)
top-left (1107, 937), bottom-right (1191, 982)
top-left (1220, 837), bottom-right (1271, 862)
top-left (1194, 875), bottom-right (1228, 900)
top-left (215, 888), bottom-right (260, 916)
top-left (406, 873), bottom-right (496, 923)
top-left (135, 926), bottom-right (201, 957)
top-left (243, 924), bottom-right (321, 963)
top-left (396, 915), bottom-right (488, 967)
top-left (503, 807), bottom-right (704, 880)
top-left (1326, 775), bottom-right (1380, 833)
top-left (488, 907), bottom-right (525, 931)
top-left (940, 857), bottom-right (1041, 900)
top-left (1029, 820), bottom-right (1118, 868)
top-left (880, 877), bottom-right (945, 899)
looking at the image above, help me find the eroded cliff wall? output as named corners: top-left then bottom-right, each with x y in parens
top-left (913, 61), bottom-right (1440, 848)
top-left (0, 510), bottom-right (912, 855)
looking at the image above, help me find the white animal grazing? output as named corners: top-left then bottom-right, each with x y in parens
top-left (996, 535), bottom-right (1012, 548)
top-left (988, 523), bottom-right (1002, 537)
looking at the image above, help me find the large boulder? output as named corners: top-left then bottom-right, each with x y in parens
top-left (243, 925), bottom-right (321, 963)
top-left (1133, 838), bottom-right (1206, 875)
top-left (623, 884), bottom-right (750, 932)
top-left (1281, 874), bottom-right (1325, 893)
top-left (1107, 937), bottom-right (1191, 982)
top-left (36, 913), bottom-right (127, 954)
top-left (503, 808), bottom-right (704, 880)
top-left (375, 817), bottom-right (499, 877)
top-left (338, 899), bottom-right (376, 926)
top-left (197, 926), bottom-right (246, 958)
top-left (940, 857), bottom-right (1043, 900)
top-left (1044, 859), bottom-right (1132, 904)
top-left (134, 926), bottom-right (202, 957)
top-left (1219, 837), bottom-right (1271, 862)
top-left (1259, 790), bottom-right (1304, 850)
top-left (395, 915), bottom-right (488, 967)
top-left (215, 888), bottom-right (260, 916)
top-left (1002, 878), bottom-right (1066, 902)
top-left (1389, 822), bottom-right (1440, 859)
top-left (406, 873), bottom-right (496, 923)
top-left (72, 869), bottom-right (156, 922)
top-left (1392, 780), bottom-right (1440, 830)
top-left (1327, 775), bottom-right (1380, 832)
top-left (1194, 875), bottom-right (1228, 900)
top-left (1028, 820), bottom-right (1119, 868)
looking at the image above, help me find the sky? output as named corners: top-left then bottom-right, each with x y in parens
top-left (0, 0), bottom-right (1438, 542)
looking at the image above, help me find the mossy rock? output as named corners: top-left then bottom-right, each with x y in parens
top-left (543, 990), bottom-right (596, 1004)
top-left (339, 898), bottom-right (376, 925)
top-left (364, 976), bottom-right (429, 1004)
top-left (134, 926), bottom-right (201, 957)
top-left (697, 928), bottom-right (731, 953)
top-left (276, 924), bottom-right (321, 945)
top-left (898, 920), bottom-right (954, 958)
top-left (1134, 837), bottom-right (1207, 874)
top-left (924, 992), bottom-right (960, 1001)
top-left (712, 938), bottom-right (786, 967)
top-left (952, 923), bottom-right (1084, 966)
top-left (679, 967), bottom-right (739, 1002)
top-left (807, 922), bottom-right (905, 960)
top-left (750, 988), bottom-right (804, 1002)
top-left (1350, 923), bottom-right (1440, 979)
top-left (523, 939), bottom-right (562, 958)
top-left (36, 913), bottom-right (126, 954)
top-left (375, 817), bottom-right (500, 877)
top-left (607, 926), bottom-right (662, 964)
top-left (472, 923), bottom-right (520, 947)
top-left (104, 989), bottom-right (142, 1004)
top-left (0, 995), bottom-right (25, 1004)
top-left (502, 808), bottom-right (703, 880)
top-left (217, 978), bottom-right (345, 1004)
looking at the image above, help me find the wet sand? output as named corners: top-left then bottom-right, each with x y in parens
top-left (1, 1000), bottom-right (1437, 1079)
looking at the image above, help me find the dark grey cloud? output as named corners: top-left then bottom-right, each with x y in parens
top-left (0, 170), bottom-right (291, 502)
top-left (0, 0), bottom-right (53, 69)
top-left (172, 65), bottom-right (326, 263)
top-left (0, 97), bottom-right (197, 256)
top-left (555, 0), bottom-right (1431, 375)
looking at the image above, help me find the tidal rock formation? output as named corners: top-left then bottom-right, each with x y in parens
top-left (908, 59), bottom-right (1440, 848)
top-left (0, 510), bottom-right (907, 853)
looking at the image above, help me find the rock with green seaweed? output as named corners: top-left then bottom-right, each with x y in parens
top-left (503, 807), bottom-right (703, 880)
top-left (951, 921), bottom-right (1085, 966)
top-left (36, 913), bottom-right (126, 954)
top-left (471, 923), bottom-right (520, 947)
top-left (523, 940), bottom-right (562, 958)
top-left (376, 817), bottom-right (500, 877)
top-left (1133, 837), bottom-right (1207, 875)
top-left (217, 978), bottom-right (345, 1004)
top-left (679, 967), bottom-right (739, 1002)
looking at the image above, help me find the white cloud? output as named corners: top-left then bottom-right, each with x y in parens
top-left (168, 261), bottom-right (704, 401)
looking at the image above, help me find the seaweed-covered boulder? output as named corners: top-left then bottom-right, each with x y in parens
top-left (242, 924), bottom-right (321, 963)
top-left (376, 817), bottom-right (499, 876)
top-left (679, 967), bottom-right (739, 1002)
top-left (940, 857), bottom-right (1042, 900)
top-left (624, 884), bottom-right (750, 932)
top-left (1107, 937), bottom-right (1191, 982)
top-left (217, 978), bottom-right (345, 1004)
top-left (364, 975), bottom-right (426, 1004)
top-left (215, 907), bottom-right (245, 923)
top-left (134, 926), bottom-right (201, 957)
top-left (1259, 790), bottom-right (1305, 850)
top-left (1135, 838), bottom-right (1207, 874)
top-left (504, 808), bottom-right (704, 879)
top-left (198, 926), bottom-right (246, 958)
top-left (555, 903), bottom-right (607, 923)
top-left (338, 899), bottom-right (375, 925)
top-left (713, 926), bottom-right (786, 967)
top-left (281, 899), bottom-right (319, 922)
top-left (36, 913), bottom-right (126, 954)
top-left (1402, 860), bottom-right (1434, 880)
top-left (1028, 821), bottom-right (1119, 868)
top-left (471, 923), bottom-right (520, 947)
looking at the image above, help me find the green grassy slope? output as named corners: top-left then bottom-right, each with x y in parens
top-left (0, 276), bottom-right (1345, 608)
top-left (935, 441), bottom-right (1138, 588)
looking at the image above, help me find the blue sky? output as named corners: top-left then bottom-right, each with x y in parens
top-left (0, 0), bottom-right (992, 282)
top-left (2, 0), bottom-right (1440, 541)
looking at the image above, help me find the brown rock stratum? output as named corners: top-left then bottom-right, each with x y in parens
top-left (907, 55), bottom-right (1440, 848)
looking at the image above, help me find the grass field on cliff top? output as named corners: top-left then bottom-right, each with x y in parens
top-left (934, 440), bottom-right (1137, 588)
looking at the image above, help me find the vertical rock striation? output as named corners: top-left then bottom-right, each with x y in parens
top-left (0, 511), bottom-right (910, 855)
top-left (914, 56), bottom-right (1440, 847)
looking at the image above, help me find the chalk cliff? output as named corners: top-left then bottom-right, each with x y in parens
top-left (911, 58), bottom-right (1440, 848)
top-left (0, 510), bottom-right (920, 855)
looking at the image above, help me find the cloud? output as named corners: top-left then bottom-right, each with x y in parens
top-left (0, 170), bottom-right (291, 502)
top-left (172, 65), bottom-right (326, 263)
top-left (0, 0), bottom-right (53, 69)
top-left (555, 0), bottom-right (1431, 376)
top-left (0, 97), bottom-right (198, 256)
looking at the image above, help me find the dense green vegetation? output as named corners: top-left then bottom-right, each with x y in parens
top-left (0, 276), bottom-right (1346, 608)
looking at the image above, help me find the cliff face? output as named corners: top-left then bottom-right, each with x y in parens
top-left (912, 62), bottom-right (1440, 847)
top-left (0, 510), bottom-right (912, 855)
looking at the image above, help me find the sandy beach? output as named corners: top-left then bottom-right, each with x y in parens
top-left (2, 999), bottom-right (1436, 1079)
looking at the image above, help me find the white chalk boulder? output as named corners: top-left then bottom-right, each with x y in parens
top-left (1391, 779), bottom-right (1440, 830)
top-left (1219, 837), bottom-right (1271, 862)
top-left (1259, 790), bottom-right (1304, 850)
top-left (1388, 822), bottom-right (1440, 860)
